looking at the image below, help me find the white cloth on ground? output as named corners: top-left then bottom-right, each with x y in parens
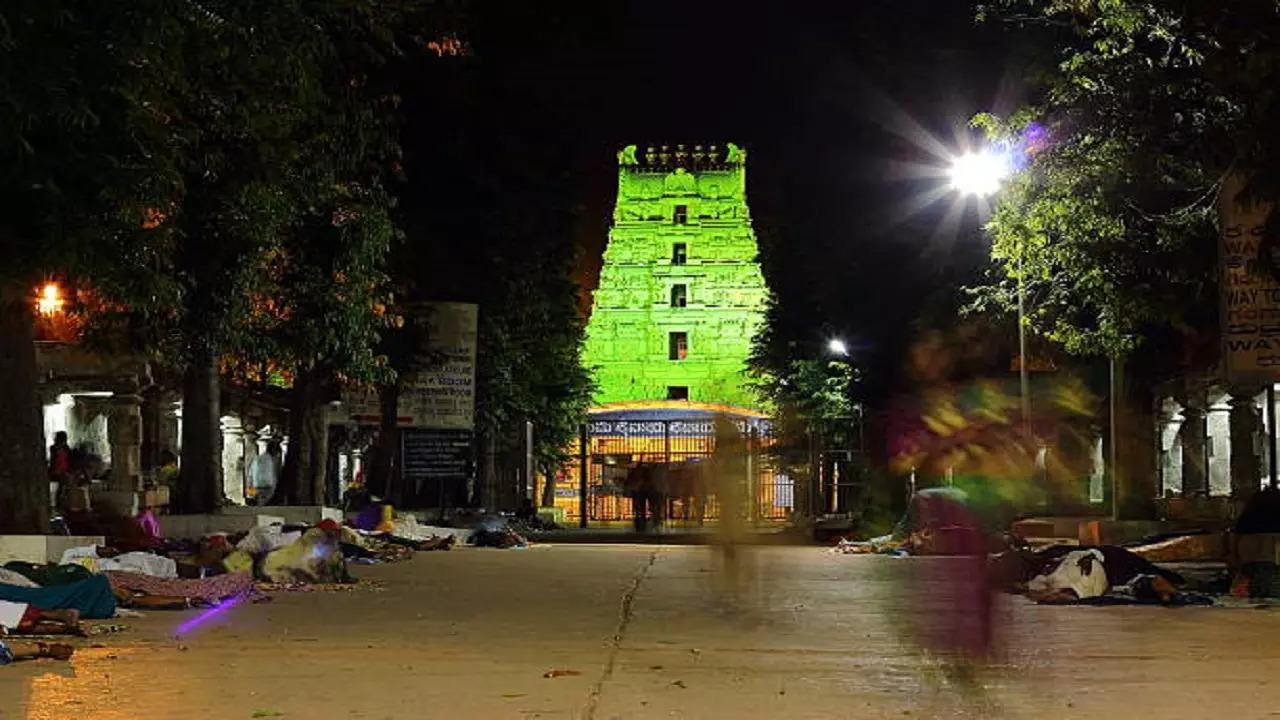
top-left (59, 546), bottom-right (99, 565)
top-left (0, 569), bottom-right (39, 588)
top-left (237, 525), bottom-right (302, 556)
top-left (391, 516), bottom-right (470, 543)
top-left (59, 547), bottom-right (177, 578)
top-left (0, 600), bottom-right (28, 630)
top-left (1027, 549), bottom-right (1109, 599)
top-left (96, 552), bottom-right (178, 578)
top-left (340, 527), bottom-right (367, 548)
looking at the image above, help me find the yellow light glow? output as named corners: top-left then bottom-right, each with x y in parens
top-left (37, 282), bottom-right (65, 316)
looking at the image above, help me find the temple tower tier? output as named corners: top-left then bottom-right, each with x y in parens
top-left (583, 143), bottom-right (770, 409)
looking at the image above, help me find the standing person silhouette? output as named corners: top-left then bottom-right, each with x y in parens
top-left (710, 415), bottom-right (753, 601)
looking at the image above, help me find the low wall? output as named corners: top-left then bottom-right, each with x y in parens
top-left (159, 513), bottom-right (285, 539)
top-left (220, 505), bottom-right (342, 525)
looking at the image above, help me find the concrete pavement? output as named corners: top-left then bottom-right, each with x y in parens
top-left (2, 545), bottom-right (1279, 719)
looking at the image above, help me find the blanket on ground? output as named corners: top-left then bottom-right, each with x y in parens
top-left (0, 574), bottom-right (116, 619)
top-left (104, 570), bottom-right (258, 602)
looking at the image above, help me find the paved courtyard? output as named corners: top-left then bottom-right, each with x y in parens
top-left (2, 544), bottom-right (1279, 719)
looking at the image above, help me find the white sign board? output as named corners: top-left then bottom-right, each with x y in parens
top-left (1220, 174), bottom-right (1280, 385)
top-left (344, 301), bottom-right (478, 428)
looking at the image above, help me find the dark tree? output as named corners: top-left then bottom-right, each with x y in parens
top-left (0, 0), bottom-right (180, 531)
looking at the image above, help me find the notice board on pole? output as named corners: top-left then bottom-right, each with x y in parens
top-left (1220, 174), bottom-right (1280, 385)
top-left (401, 428), bottom-right (473, 504)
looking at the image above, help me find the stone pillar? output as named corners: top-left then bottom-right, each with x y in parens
top-left (220, 415), bottom-right (247, 505)
top-left (1088, 426), bottom-right (1105, 504)
top-left (1208, 397), bottom-right (1233, 496)
top-left (1156, 400), bottom-right (1179, 497)
top-left (242, 421), bottom-right (261, 490)
top-left (107, 390), bottom-right (144, 491)
top-left (1230, 392), bottom-right (1263, 504)
top-left (161, 398), bottom-right (181, 459)
top-left (1180, 400), bottom-right (1209, 497)
top-left (140, 387), bottom-right (161, 484)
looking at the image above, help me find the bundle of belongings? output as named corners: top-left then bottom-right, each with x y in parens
top-left (3, 551), bottom-right (259, 619)
top-left (989, 543), bottom-right (1212, 606)
top-left (467, 514), bottom-right (531, 549)
top-left (347, 506), bottom-right (463, 554)
top-left (1227, 487), bottom-right (1280, 599)
top-left (0, 564), bottom-right (110, 664)
top-left (199, 522), bottom-right (351, 585)
top-left (833, 488), bottom-right (1006, 557)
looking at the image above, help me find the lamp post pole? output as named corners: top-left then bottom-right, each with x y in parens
top-left (948, 148), bottom-right (1030, 435)
top-left (1017, 251), bottom-right (1031, 436)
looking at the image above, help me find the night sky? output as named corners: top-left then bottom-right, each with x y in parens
top-left (412, 0), bottom-right (1025, 400)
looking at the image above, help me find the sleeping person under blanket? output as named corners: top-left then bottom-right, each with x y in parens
top-left (1009, 545), bottom-right (1184, 603)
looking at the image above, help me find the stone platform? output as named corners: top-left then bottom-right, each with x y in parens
top-left (0, 535), bottom-right (105, 564)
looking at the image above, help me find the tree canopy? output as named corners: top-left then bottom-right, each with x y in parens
top-left (972, 0), bottom-right (1280, 367)
top-left (0, 0), bottom-right (183, 530)
top-left (0, 0), bottom-right (444, 524)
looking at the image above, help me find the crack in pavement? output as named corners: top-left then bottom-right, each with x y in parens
top-left (584, 548), bottom-right (660, 720)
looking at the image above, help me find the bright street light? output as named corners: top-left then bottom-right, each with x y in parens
top-left (827, 338), bottom-right (848, 356)
top-left (948, 149), bottom-right (1012, 197)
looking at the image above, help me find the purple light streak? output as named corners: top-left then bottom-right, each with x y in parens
top-left (174, 593), bottom-right (247, 636)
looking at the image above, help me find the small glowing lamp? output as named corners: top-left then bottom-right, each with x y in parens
top-left (36, 283), bottom-right (65, 316)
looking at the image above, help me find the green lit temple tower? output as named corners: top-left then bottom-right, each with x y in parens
top-left (583, 143), bottom-right (770, 409)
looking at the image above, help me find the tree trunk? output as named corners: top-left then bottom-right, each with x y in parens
top-left (308, 401), bottom-right (329, 505)
top-left (480, 431), bottom-right (498, 511)
top-left (140, 386), bottom-right (162, 480)
top-left (178, 345), bottom-right (222, 514)
top-left (366, 382), bottom-right (399, 500)
top-left (541, 467), bottom-right (556, 508)
top-left (1115, 362), bottom-right (1159, 520)
top-left (279, 366), bottom-right (327, 505)
top-left (0, 300), bottom-right (50, 533)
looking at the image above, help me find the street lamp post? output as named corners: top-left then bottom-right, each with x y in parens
top-left (1016, 252), bottom-right (1031, 436)
top-left (948, 150), bottom-right (1030, 436)
top-left (820, 337), bottom-right (853, 514)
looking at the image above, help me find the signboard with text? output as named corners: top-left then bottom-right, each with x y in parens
top-left (402, 428), bottom-right (473, 487)
top-left (1220, 174), bottom-right (1280, 385)
top-left (344, 301), bottom-right (479, 428)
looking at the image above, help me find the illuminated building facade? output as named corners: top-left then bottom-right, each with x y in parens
top-left (582, 143), bottom-right (770, 410)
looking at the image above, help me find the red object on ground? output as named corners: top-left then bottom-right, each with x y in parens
top-left (316, 519), bottom-right (341, 532)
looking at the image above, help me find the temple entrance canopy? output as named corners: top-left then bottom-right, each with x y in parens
top-left (536, 401), bottom-right (793, 525)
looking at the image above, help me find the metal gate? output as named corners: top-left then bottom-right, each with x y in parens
top-left (543, 417), bottom-right (795, 525)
